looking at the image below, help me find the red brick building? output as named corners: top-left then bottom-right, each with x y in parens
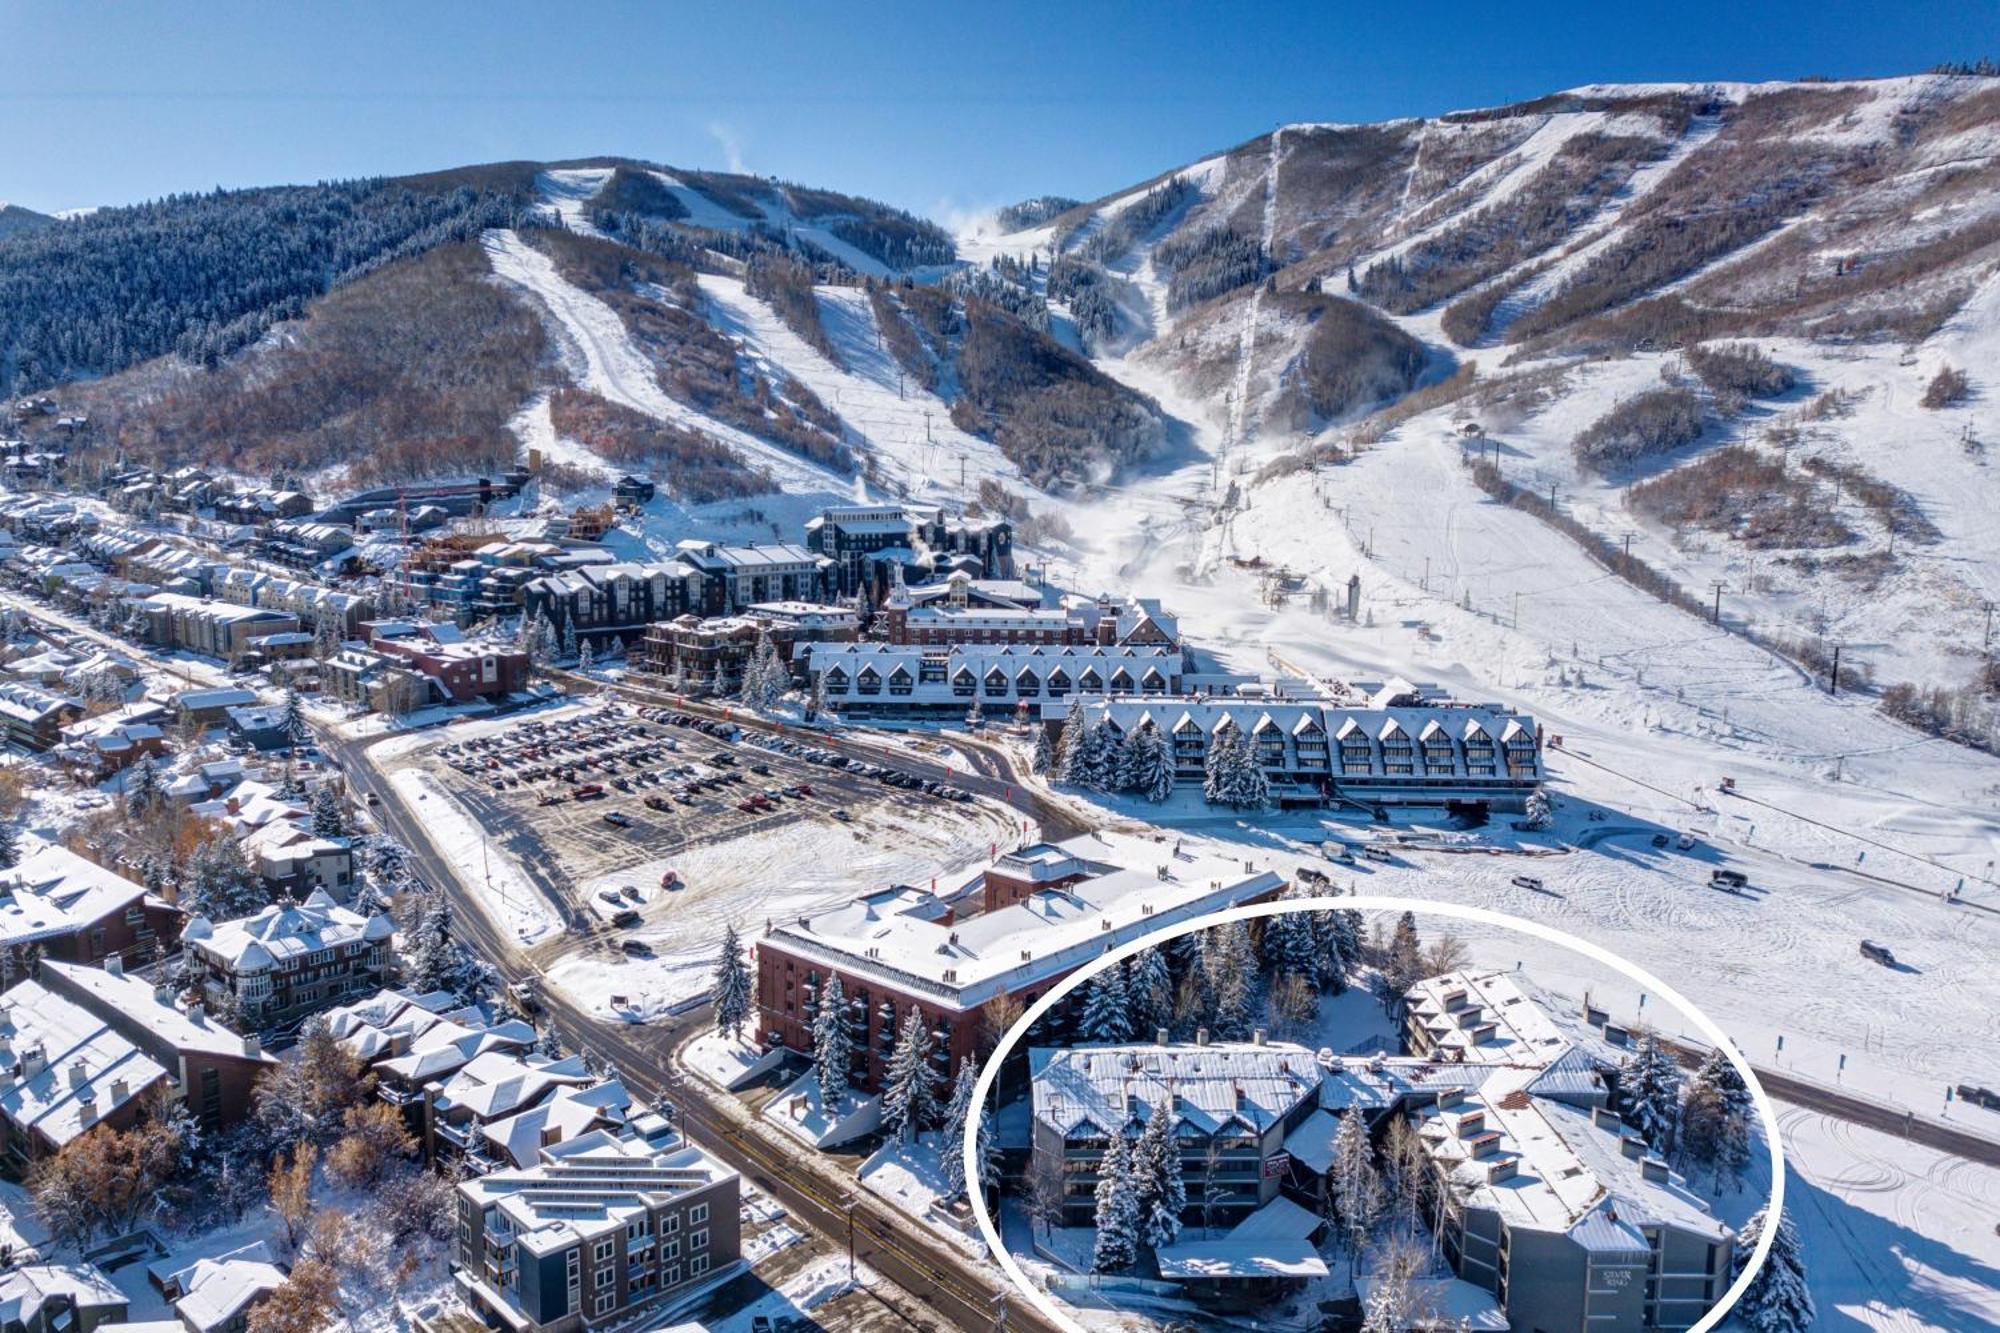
top-left (0, 844), bottom-right (183, 984)
top-left (369, 635), bottom-right (528, 703)
top-left (752, 835), bottom-right (1285, 1093)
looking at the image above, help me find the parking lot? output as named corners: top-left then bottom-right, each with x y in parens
top-left (411, 702), bottom-right (1023, 1018)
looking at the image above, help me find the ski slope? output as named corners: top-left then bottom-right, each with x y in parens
top-left (482, 228), bottom-right (851, 497)
top-left (696, 275), bottom-right (1038, 506)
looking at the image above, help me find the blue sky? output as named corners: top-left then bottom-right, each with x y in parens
top-left (2, 1), bottom-right (1994, 220)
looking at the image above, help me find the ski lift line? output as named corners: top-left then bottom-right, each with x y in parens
top-left (1548, 744), bottom-right (1705, 811)
top-left (1722, 787), bottom-right (2000, 892)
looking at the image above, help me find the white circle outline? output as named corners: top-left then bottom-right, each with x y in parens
top-left (962, 896), bottom-right (1785, 1333)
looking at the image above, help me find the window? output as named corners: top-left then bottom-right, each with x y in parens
top-left (1015, 672), bottom-right (1040, 697)
top-left (593, 1293), bottom-right (615, 1315)
top-left (951, 670), bottom-right (975, 698)
top-left (689, 1203), bottom-right (709, 1225)
top-left (691, 1256), bottom-right (709, 1277)
top-left (662, 1240), bottom-right (680, 1261)
top-left (690, 1229), bottom-right (709, 1251)
top-left (662, 1265), bottom-right (682, 1288)
top-left (595, 1268), bottom-right (614, 1289)
top-left (888, 668), bottom-right (913, 696)
top-left (661, 1214), bottom-right (680, 1234)
top-left (593, 1239), bottom-right (615, 1262)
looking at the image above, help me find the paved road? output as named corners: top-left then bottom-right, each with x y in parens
top-left (335, 719), bottom-right (1057, 1333)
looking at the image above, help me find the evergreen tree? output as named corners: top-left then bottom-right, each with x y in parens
top-left (576, 639), bottom-right (595, 673)
top-left (279, 689), bottom-right (310, 751)
top-left (1054, 706), bottom-right (1087, 782)
top-left (1131, 1104), bottom-right (1184, 1251)
top-left (1127, 947), bottom-right (1175, 1040)
top-left (1679, 1049), bottom-right (1755, 1191)
top-left (402, 891), bottom-right (491, 1003)
top-left (1619, 1033), bottom-right (1684, 1155)
top-left (1030, 725), bottom-right (1054, 776)
top-left (1202, 725), bottom-right (1238, 804)
top-left (881, 1006), bottom-right (939, 1139)
top-left (710, 924), bottom-right (752, 1041)
top-left (558, 615), bottom-right (578, 663)
top-left (1123, 725), bottom-right (1176, 802)
top-left (940, 1059), bottom-right (979, 1200)
top-left (812, 975), bottom-right (854, 1103)
top-left (975, 1102), bottom-right (999, 1199)
top-left (1077, 961), bottom-right (1132, 1043)
top-left (0, 823), bottom-right (18, 872)
top-left (183, 833), bottom-right (267, 920)
top-left (1263, 904), bottom-right (1318, 984)
top-left (1734, 1206), bottom-right (1815, 1333)
top-left (1383, 911), bottom-right (1426, 1003)
top-left (124, 756), bottom-right (161, 820)
top-left (309, 785), bottom-right (346, 839)
top-left (1328, 1108), bottom-right (1384, 1258)
top-left (1090, 1132), bottom-right (1140, 1273)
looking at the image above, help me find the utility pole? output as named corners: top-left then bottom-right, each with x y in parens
top-left (1422, 555), bottom-right (1430, 591)
top-left (1710, 581), bottom-right (1725, 625)
top-left (1621, 533), bottom-right (1633, 567)
top-left (1512, 590), bottom-right (1520, 628)
top-left (1829, 643), bottom-right (1841, 696)
top-left (1983, 600), bottom-right (1995, 653)
top-left (1547, 480), bottom-right (1558, 511)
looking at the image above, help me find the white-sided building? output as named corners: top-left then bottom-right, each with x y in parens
top-left (803, 642), bottom-right (1200, 719)
top-left (1044, 692), bottom-right (1544, 812)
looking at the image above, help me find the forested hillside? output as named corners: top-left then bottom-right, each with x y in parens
top-left (0, 179), bottom-right (534, 395)
top-left (64, 242), bottom-right (547, 485)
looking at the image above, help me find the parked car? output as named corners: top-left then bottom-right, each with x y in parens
top-left (603, 810), bottom-right (633, 828)
top-left (1361, 846), bottom-right (1392, 863)
top-left (1710, 869), bottom-right (1748, 889)
top-left (1510, 875), bottom-right (1545, 891)
top-left (1859, 939), bottom-right (1896, 966)
top-left (1650, 833), bottom-right (1670, 849)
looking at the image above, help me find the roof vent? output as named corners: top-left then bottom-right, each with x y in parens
top-left (1194, 1027), bottom-right (1209, 1047)
top-left (1620, 1136), bottom-right (1648, 1161)
top-left (1640, 1157), bottom-right (1671, 1184)
top-left (1487, 1158), bottom-right (1518, 1184)
top-left (1591, 1106), bottom-right (1622, 1132)
top-left (104, 955), bottom-right (125, 978)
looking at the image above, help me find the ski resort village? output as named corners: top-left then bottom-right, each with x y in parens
top-left (2, 47), bottom-right (2000, 1333)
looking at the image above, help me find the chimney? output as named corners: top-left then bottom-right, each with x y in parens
top-left (187, 1003), bottom-right (205, 1025)
top-left (1194, 1027), bottom-right (1210, 1047)
top-left (1155, 1027), bottom-right (1170, 1045)
top-left (1620, 1136), bottom-right (1648, 1161)
top-left (243, 1033), bottom-right (261, 1058)
top-left (68, 1058), bottom-right (89, 1088)
top-left (1591, 1106), bottom-right (1623, 1132)
top-left (1456, 1110), bottom-right (1487, 1139)
top-left (154, 983), bottom-right (173, 1004)
top-left (1469, 1131), bottom-right (1501, 1160)
top-left (1251, 1028), bottom-right (1267, 1047)
top-left (110, 1077), bottom-right (129, 1103)
top-left (22, 1045), bottom-right (46, 1078)
top-left (104, 955), bottom-right (125, 978)
top-left (1486, 1158), bottom-right (1518, 1184)
top-left (77, 1088), bottom-right (97, 1128)
top-left (1641, 1157), bottom-right (1671, 1184)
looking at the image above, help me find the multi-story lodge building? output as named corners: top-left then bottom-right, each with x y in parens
top-left (753, 834), bottom-right (1285, 1104)
top-left (804, 643), bottom-right (1192, 719)
top-left (0, 681), bottom-right (82, 752)
top-left (634, 604), bottom-right (859, 694)
top-left (0, 845), bottom-right (182, 982)
top-left (453, 1117), bottom-right (740, 1333)
top-left (672, 541), bottom-right (830, 615)
top-left (1044, 689), bottom-right (1544, 813)
top-left (182, 892), bottom-right (396, 1030)
top-left (140, 594), bottom-right (300, 663)
top-left (877, 576), bottom-right (1182, 652)
top-left (1031, 1032), bottom-right (1330, 1228)
top-left (1031, 969), bottom-right (1735, 1330)
top-left (519, 561), bottom-right (695, 648)
top-left (803, 503), bottom-right (1013, 600)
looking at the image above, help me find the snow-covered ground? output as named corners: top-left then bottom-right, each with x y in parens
top-left (384, 768), bottom-right (562, 945)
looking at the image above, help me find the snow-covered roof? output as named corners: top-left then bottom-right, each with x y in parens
top-left (1155, 1197), bottom-right (1328, 1280)
top-left (0, 1264), bottom-right (125, 1326)
top-left (0, 844), bottom-right (149, 948)
top-left (1404, 969), bottom-right (1582, 1064)
top-left (459, 1132), bottom-right (736, 1259)
top-left (479, 1078), bottom-right (634, 1168)
top-left (36, 960), bottom-right (274, 1063)
top-left (435, 1050), bottom-right (596, 1122)
top-left (189, 890), bottom-right (391, 973)
top-left (172, 1251), bottom-right (286, 1333)
top-left (762, 832), bottom-right (1284, 1013)
top-left (1031, 1040), bottom-right (1323, 1139)
top-left (0, 979), bottom-right (172, 1149)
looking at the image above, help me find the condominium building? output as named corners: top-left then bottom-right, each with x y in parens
top-left (182, 892), bottom-right (396, 1029)
top-left (454, 1120), bottom-right (740, 1333)
top-left (754, 833), bottom-right (1286, 1100)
